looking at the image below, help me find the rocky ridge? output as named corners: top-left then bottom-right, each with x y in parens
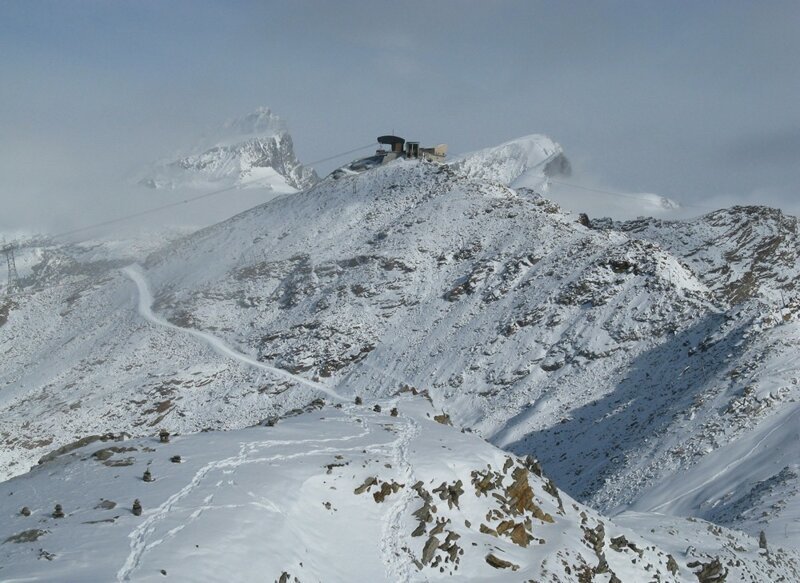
top-left (0, 136), bottom-right (798, 552)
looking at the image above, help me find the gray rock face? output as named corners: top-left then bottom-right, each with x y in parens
top-left (140, 108), bottom-right (318, 191)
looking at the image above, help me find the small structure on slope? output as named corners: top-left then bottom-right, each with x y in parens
top-left (331, 134), bottom-right (447, 179)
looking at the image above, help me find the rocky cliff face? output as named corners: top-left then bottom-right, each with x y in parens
top-left (139, 107), bottom-right (318, 191)
top-left (605, 205), bottom-right (800, 306)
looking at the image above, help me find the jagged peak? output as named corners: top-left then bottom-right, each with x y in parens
top-left (138, 107), bottom-right (317, 191)
top-left (216, 106), bottom-right (287, 140)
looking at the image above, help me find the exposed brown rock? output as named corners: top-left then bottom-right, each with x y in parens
top-left (421, 535), bottom-right (440, 565)
top-left (485, 553), bottom-right (519, 571)
top-left (354, 476), bottom-right (377, 495)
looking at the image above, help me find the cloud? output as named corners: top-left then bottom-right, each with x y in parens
top-left (727, 128), bottom-right (800, 168)
top-left (1, 1), bottom-right (799, 236)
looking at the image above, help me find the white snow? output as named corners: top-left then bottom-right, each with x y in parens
top-left (2, 396), bottom-right (796, 582)
top-left (1, 133), bottom-right (799, 580)
top-left (121, 264), bottom-right (344, 403)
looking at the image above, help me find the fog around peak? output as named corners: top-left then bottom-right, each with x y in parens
top-left (1, 1), bottom-right (799, 235)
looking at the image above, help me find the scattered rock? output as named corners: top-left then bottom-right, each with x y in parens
top-left (354, 476), bottom-right (377, 495)
top-left (52, 504), bottom-right (64, 519)
top-left (485, 553), bottom-right (519, 571)
top-left (37, 433), bottom-right (130, 466)
top-left (432, 480), bottom-right (464, 509)
top-left (667, 554), bottom-right (679, 575)
top-left (433, 413), bottom-right (452, 426)
top-left (4, 529), bottom-right (48, 544)
top-left (691, 557), bottom-right (728, 582)
top-left (92, 446), bottom-right (137, 462)
top-left (421, 535), bottom-right (440, 565)
top-left (103, 457), bottom-right (135, 467)
top-left (610, 534), bottom-right (628, 551)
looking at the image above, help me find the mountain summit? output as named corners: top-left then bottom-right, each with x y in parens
top-left (139, 107), bottom-right (318, 191)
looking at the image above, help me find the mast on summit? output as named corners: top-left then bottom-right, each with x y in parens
top-left (1, 241), bottom-right (19, 293)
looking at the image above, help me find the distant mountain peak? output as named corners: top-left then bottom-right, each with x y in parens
top-left (139, 107), bottom-right (318, 191)
top-left (214, 106), bottom-right (287, 142)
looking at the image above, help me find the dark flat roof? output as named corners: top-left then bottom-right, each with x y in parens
top-left (377, 135), bottom-right (405, 145)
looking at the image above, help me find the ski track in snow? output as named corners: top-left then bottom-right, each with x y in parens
top-left (116, 441), bottom-right (252, 581)
top-left (380, 414), bottom-right (421, 582)
top-left (121, 264), bottom-right (345, 402)
top-left (649, 405), bottom-right (800, 512)
top-left (117, 425), bottom-right (375, 581)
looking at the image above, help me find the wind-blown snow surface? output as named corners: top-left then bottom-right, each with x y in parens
top-left (2, 138), bottom-right (800, 555)
top-left (449, 134), bottom-right (569, 190)
top-left (1, 395), bottom-right (797, 582)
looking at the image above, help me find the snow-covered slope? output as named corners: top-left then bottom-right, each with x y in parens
top-left (2, 138), bottom-right (799, 556)
top-left (2, 394), bottom-right (797, 582)
top-left (139, 107), bottom-right (318, 191)
top-left (605, 205), bottom-right (800, 306)
top-left (449, 134), bottom-right (571, 190)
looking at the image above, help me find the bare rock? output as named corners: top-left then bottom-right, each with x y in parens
top-left (485, 553), bottom-right (519, 571)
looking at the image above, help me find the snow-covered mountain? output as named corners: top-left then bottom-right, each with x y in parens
top-left (138, 107), bottom-right (318, 191)
top-left (2, 394), bottom-right (797, 582)
top-left (2, 134), bottom-right (799, 574)
top-left (449, 134), bottom-right (571, 190)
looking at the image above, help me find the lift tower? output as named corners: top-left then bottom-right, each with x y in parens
top-left (2, 242), bottom-right (19, 293)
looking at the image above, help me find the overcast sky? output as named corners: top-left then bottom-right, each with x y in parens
top-left (1, 1), bottom-right (799, 234)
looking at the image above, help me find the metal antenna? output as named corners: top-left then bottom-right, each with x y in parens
top-left (1, 241), bottom-right (19, 293)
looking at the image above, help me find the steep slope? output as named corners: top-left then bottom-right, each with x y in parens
top-left (2, 394), bottom-right (797, 582)
top-left (1, 140), bottom-right (798, 552)
top-left (449, 134), bottom-right (570, 190)
top-left (604, 206), bottom-right (800, 306)
top-left (139, 107), bottom-right (318, 191)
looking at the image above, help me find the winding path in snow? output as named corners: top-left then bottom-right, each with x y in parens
top-left (379, 414), bottom-right (420, 581)
top-left (121, 264), bottom-right (345, 402)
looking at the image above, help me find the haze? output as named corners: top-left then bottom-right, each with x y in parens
top-left (1, 1), bottom-right (798, 235)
